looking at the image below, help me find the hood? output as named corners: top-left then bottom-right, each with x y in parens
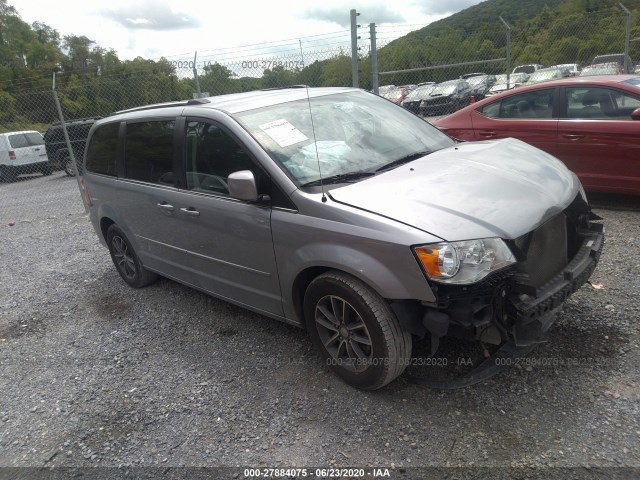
top-left (328, 138), bottom-right (578, 241)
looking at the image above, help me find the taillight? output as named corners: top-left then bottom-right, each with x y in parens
top-left (9, 151), bottom-right (16, 160)
top-left (79, 177), bottom-right (92, 207)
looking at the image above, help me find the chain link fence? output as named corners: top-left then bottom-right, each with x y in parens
top-left (1, 8), bottom-right (639, 221)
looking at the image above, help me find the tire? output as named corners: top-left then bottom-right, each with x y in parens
top-left (63, 156), bottom-right (76, 177)
top-left (106, 225), bottom-right (158, 288)
top-left (41, 164), bottom-right (53, 176)
top-left (0, 166), bottom-right (15, 183)
top-left (304, 271), bottom-right (412, 390)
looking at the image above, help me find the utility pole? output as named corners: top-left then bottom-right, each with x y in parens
top-left (499, 16), bottom-right (511, 89)
top-left (620, 3), bottom-right (631, 73)
top-left (370, 23), bottom-right (378, 94)
top-left (350, 9), bottom-right (360, 88)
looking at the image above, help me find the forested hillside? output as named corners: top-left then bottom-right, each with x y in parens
top-left (375, 0), bottom-right (640, 84)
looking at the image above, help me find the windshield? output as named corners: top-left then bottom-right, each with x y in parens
top-left (430, 83), bottom-right (457, 96)
top-left (493, 73), bottom-right (527, 85)
top-left (382, 88), bottom-right (403, 100)
top-left (467, 76), bottom-right (486, 86)
top-left (623, 78), bottom-right (640, 89)
top-left (234, 91), bottom-right (455, 187)
top-left (404, 84), bottom-right (435, 101)
top-left (528, 70), bottom-right (559, 82)
top-left (580, 63), bottom-right (619, 76)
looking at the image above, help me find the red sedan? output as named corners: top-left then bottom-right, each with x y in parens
top-left (433, 75), bottom-right (640, 195)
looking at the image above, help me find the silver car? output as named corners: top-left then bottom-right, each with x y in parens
top-left (82, 87), bottom-right (603, 390)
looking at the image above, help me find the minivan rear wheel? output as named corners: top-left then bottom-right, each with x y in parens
top-left (106, 225), bottom-right (158, 288)
top-left (304, 271), bottom-right (412, 390)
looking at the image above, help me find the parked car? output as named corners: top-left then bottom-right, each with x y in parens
top-left (552, 63), bottom-right (581, 76)
top-left (0, 130), bottom-right (51, 182)
top-left (512, 64), bottom-right (543, 75)
top-left (420, 79), bottom-right (473, 116)
top-left (377, 85), bottom-right (396, 96)
top-left (381, 85), bottom-right (415, 105)
top-left (580, 62), bottom-right (622, 76)
top-left (400, 83), bottom-right (436, 114)
top-left (523, 67), bottom-right (570, 85)
top-left (461, 72), bottom-right (486, 79)
top-left (465, 74), bottom-right (496, 101)
top-left (592, 53), bottom-right (634, 74)
top-left (433, 75), bottom-right (640, 195)
top-left (44, 117), bottom-right (101, 176)
top-left (487, 73), bottom-right (529, 95)
top-left (82, 87), bottom-right (603, 390)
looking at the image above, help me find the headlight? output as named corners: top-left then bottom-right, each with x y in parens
top-left (414, 238), bottom-right (516, 285)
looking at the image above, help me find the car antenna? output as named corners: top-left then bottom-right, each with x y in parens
top-left (299, 40), bottom-right (327, 203)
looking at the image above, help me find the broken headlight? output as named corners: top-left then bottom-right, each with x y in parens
top-left (414, 238), bottom-right (516, 285)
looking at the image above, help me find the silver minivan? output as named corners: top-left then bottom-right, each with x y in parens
top-left (82, 87), bottom-right (603, 389)
top-left (0, 130), bottom-right (51, 182)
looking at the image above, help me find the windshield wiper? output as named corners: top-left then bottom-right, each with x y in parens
top-left (301, 171), bottom-right (376, 187)
top-left (375, 151), bottom-right (431, 173)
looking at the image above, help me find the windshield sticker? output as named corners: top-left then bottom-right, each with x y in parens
top-left (259, 119), bottom-right (308, 148)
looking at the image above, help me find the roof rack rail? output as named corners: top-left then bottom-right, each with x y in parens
top-left (260, 85), bottom-right (309, 91)
top-left (50, 116), bottom-right (103, 126)
top-left (113, 98), bottom-right (210, 115)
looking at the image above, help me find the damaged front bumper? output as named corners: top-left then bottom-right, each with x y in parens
top-left (509, 221), bottom-right (604, 345)
top-left (393, 202), bottom-right (604, 356)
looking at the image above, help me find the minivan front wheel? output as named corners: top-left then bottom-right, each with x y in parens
top-left (106, 225), bottom-right (158, 288)
top-left (304, 271), bottom-right (412, 390)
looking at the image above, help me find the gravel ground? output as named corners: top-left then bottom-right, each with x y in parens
top-left (1, 173), bottom-right (639, 479)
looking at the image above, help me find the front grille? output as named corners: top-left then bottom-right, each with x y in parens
top-left (514, 213), bottom-right (568, 288)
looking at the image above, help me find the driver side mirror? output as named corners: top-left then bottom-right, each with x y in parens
top-left (632, 107), bottom-right (640, 121)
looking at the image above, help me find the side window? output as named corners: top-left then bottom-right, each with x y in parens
top-left (481, 89), bottom-right (555, 119)
top-left (86, 123), bottom-right (118, 176)
top-left (125, 120), bottom-right (175, 185)
top-left (479, 101), bottom-right (501, 118)
top-left (8, 134), bottom-right (29, 149)
top-left (24, 132), bottom-right (44, 146)
top-left (185, 121), bottom-right (258, 196)
top-left (566, 87), bottom-right (640, 120)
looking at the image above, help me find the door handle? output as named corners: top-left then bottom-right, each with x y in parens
top-left (180, 207), bottom-right (200, 217)
top-left (157, 202), bottom-right (174, 212)
top-left (562, 134), bottom-right (585, 140)
top-left (479, 131), bottom-right (497, 137)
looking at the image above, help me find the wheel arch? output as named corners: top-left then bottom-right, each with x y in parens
top-left (291, 266), bottom-right (331, 328)
top-left (99, 216), bottom-right (116, 243)
top-left (285, 244), bottom-right (435, 325)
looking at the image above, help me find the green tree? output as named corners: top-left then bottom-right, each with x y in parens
top-left (200, 62), bottom-right (235, 95)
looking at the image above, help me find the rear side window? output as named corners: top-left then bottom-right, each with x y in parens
top-left (86, 123), bottom-right (118, 176)
top-left (8, 134), bottom-right (29, 148)
top-left (566, 87), bottom-right (640, 119)
top-left (125, 121), bottom-right (175, 185)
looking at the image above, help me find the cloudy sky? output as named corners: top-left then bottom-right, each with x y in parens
top-left (11, 0), bottom-right (484, 63)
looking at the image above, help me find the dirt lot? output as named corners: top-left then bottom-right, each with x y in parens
top-left (1, 173), bottom-right (639, 479)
